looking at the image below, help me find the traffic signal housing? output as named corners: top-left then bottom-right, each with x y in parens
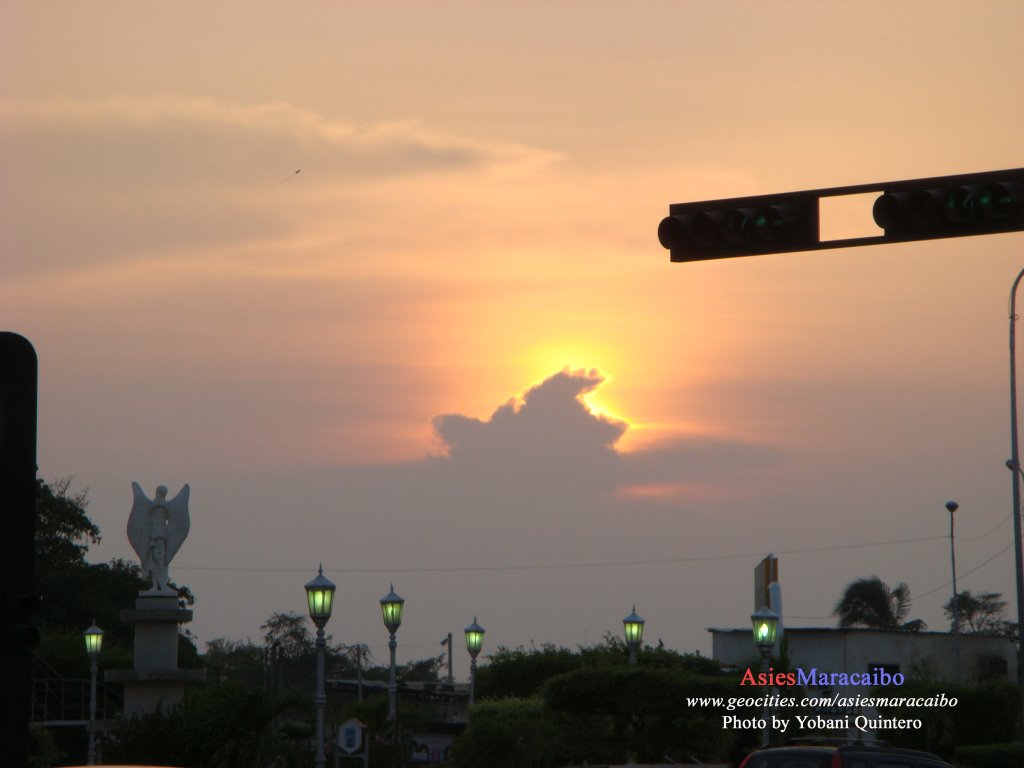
top-left (660, 168), bottom-right (1024, 262)
top-left (873, 175), bottom-right (1024, 242)
top-left (659, 193), bottom-right (820, 262)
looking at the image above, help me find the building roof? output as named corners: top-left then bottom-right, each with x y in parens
top-left (707, 626), bottom-right (1015, 639)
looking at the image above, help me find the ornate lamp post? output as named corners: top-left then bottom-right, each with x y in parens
top-left (380, 584), bottom-right (405, 722)
top-left (464, 616), bottom-right (484, 706)
top-left (751, 607), bottom-right (779, 746)
top-left (305, 564), bottom-right (336, 768)
top-left (623, 606), bottom-right (645, 666)
top-left (84, 621), bottom-right (103, 766)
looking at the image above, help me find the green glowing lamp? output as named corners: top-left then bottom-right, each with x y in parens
top-left (380, 584), bottom-right (405, 633)
top-left (751, 606), bottom-right (779, 650)
top-left (84, 620), bottom-right (104, 658)
top-left (305, 564), bottom-right (336, 627)
top-left (623, 606), bottom-right (645, 648)
top-left (464, 616), bottom-right (484, 659)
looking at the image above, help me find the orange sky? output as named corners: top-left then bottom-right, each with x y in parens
top-left (3, 1), bottom-right (1024, 661)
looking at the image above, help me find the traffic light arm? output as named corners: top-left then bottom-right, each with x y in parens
top-left (660, 167), bottom-right (1024, 262)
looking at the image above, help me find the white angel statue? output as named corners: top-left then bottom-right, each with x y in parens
top-left (127, 482), bottom-right (190, 595)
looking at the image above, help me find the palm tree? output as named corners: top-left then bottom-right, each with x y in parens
top-left (833, 576), bottom-right (926, 631)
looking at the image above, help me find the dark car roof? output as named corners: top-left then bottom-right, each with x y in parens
top-left (741, 744), bottom-right (953, 768)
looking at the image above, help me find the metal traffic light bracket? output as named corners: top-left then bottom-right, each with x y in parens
top-left (659, 167), bottom-right (1024, 262)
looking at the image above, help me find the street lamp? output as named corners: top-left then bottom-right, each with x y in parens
top-left (751, 607), bottom-right (779, 747)
top-left (623, 606), bottom-right (645, 666)
top-left (946, 501), bottom-right (961, 680)
top-left (1008, 267), bottom-right (1024, 740)
top-left (380, 584), bottom-right (404, 722)
top-left (84, 620), bottom-right (103, 766)
top-left (305, 564), bottom-right (336, 768)
top-left (464, 616), bottom-right (484, 706)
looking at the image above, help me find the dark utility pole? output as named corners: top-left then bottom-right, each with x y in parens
top-left (0, 332), bottom-right (39, 767)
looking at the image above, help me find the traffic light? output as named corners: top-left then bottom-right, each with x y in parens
top-left (873, 172), bottom-right (1024, 242)
top-left (660, 168), bottom-right (1024, 262)
top-left (658, 194), bottom-right (819, 262)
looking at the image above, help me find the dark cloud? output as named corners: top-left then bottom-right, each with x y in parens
top-left (421, 368), bottom-right (775, 510)
top-left (432, 368), bottom-right (624, 478)
top-left (621, 434), bottom-right (778, 487)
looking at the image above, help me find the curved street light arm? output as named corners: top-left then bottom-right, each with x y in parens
top-left (1008, 266), bottom-right (1024, 739)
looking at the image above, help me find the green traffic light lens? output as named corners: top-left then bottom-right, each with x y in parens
top-left (722, 209), bottom-right (750, 245)
top-left (978, 183), bottom-right (1022, 220)
top-left (942, 187), bottom-right (976, 223)
top-left (751, 206), bottom-right (790, 242)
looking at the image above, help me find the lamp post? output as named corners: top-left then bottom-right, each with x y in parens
top-left (945, 501), bottom-right (962, 681)
top-left (464, 616), bottom-right (484, 706)
top-left (1008, 266), bottom-right (1024, 740)
top-left (305, 564), bottom-right (336, 768)
top-left (380, 584), bottom-right (405, 722)
top-left (623, 606), bottom-right (645, 666)
top-left (84, 621), bottom-right (103, 766)
top-left (751, 607), bottom-right (779, 747)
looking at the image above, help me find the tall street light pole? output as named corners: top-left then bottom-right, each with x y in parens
top-left (945, 501), bottom-right (961, 681)
top-left (1008, 267), bottom-right (1024, 737)
top-left (305, 564), bottom-right (336, 768)
top-left (380, 584), bottom-right (405, 722)
top-left (84, 621), bottom-right (103, 766)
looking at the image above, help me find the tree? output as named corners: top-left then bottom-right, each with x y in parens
top-left (834, 576), bottom-right (926, 631)
top-left (260, 611), bottom-right (314, 658)
top-left (476, 644), bottom-right (579, 699)
top-left (34, 477), bottom-right (100, 572)
top-left (944, 591), bottom-right (1016, 636)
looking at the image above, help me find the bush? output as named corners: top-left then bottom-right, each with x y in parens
top-left (872, 680), bottom-right (1019, 757)
top-left (105, 684), bottom-right (309, 768)
top-left (448, 697), bottom-right (580, 768)
top-left (955, 742), bottom-right (1024, 768)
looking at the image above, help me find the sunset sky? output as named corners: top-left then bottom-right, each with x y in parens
top-left (3, 2), bottom-right (1024, 672)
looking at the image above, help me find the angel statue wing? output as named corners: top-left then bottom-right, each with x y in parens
top-left (164, 484), bottom-right (191, 566)
top-left (127, 481), bottom-right (151, 567)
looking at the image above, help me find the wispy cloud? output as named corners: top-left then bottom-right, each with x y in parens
top-left (0, 95), bottom-right (562, 177)
top-left (0, 95), bottom-right (563, 276)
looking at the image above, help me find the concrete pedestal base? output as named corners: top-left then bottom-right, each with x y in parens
top-left (105, 594), bottom-right (206, 717)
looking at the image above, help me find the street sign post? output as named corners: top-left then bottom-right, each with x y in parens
top-left (335, 719), bottom-right (368, 768)
top-left (338, 718), bottom-right (363, 755)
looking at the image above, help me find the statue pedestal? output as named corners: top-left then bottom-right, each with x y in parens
top-left (105, 594), bottom-right (206, 717)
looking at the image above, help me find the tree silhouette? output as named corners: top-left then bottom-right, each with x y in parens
top-left (944, 591), bottom-right (1016, 636)
top-left (833, 576), bottom-right (926, 631)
